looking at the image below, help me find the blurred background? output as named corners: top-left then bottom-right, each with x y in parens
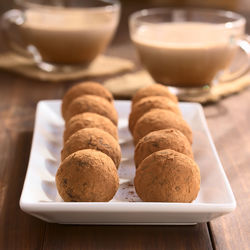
top-left (1, 0), bottom-right (250, 13)
top-left (1, 0), bottom-right (249, 75)
top-left (1, 0), bottom-right (249, 34)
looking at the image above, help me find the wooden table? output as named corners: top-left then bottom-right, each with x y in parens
top-left (0, 2), bottom-right (249, 250)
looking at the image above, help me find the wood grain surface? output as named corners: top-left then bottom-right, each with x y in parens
top-left (43, 224), bottom-right (212, 250)
top-left (205, 90), bottom-right (250, 250)
top-left (0, 1), bottom-right (249, 250)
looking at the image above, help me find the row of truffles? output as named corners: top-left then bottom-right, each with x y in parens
top-left (129, 84), bottom-right (201, 202)
top-left (56, 82), bottom-right (121, 202)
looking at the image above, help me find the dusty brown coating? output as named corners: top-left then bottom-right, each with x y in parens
top-left (132, 84), bottom-right (178, 106)
top-left (56, 149), bottom-right (119, 202)
top-left (134, 149), bottom-right (200, 202)
top-left (64, 95), bottom-right (118, 125)
top-left (134, 129), bottom-right (193, 168)
top-left (133, 109), bottom-right (192, 145)
top-left (62, 82), bottom-right (113, 119)
top-left (129, 96), bottom-right (181, 133)
top-left (64, 112), bottom-right (118, 143)
top-left (61, 128), bottom-right (121, 168)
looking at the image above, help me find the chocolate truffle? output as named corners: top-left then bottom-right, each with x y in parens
top-left (134, 149), bottom-right (200, 202)
top-left (134, 129), bottom-right (193, 168)
top-left (61, 128), bottom-right (121, 168)
top-left (132, 84), bottom-right (178, 106)
top-left (62, 81), bottom-right (113, 119)
top-left (133, 109), bottom-right (192, 145)
top-left (56, 149), bottom-right (119, 202)
top-left (64, 112), bottom-right (118, 143)
top-left (129, 96), bottom-right (181, 133)
top-left (64, 95), bottom-right (118, 125)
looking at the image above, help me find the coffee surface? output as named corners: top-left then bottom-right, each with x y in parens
top-left (132, 22), bottom-right (238, 87)
top-left (21, 9), bottom-right (118, 64)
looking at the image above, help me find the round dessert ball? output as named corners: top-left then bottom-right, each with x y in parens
top-left (64, 112), bottom-right (118, 143)
top-left (133, 109), bottom-right (192, 145)
top-left (129, 96), bottom-right (181, 133)
top-left (134, 129), bottom-right (193, 168)
top-left (56, 149), bottom-right (119, 202)
top-left (134, 149), bottom-right (200, 202)
top-left (62, 81), bottom-right (113, 119)
top-left (132, 84), bottom-right (178, 107)
top-left (64, 95), bottom-right (118, 125)
top-left (61, 128), bottom-right (121, 168)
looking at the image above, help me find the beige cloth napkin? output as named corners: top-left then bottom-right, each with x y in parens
top-left (103, 70), bottom-right (250, 103)
top-left (0, 51), bottom-right (249, 103)
top-left (0, 52), bottom-right (135, 82)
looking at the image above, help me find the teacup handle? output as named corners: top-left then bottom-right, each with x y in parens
top-left (1, 9), bottom-right (31, 57)
top-left (219, 35), bottom-right (250, 82)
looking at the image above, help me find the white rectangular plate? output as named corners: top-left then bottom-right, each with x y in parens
top-left (20, 100), bottom-right (236, 224)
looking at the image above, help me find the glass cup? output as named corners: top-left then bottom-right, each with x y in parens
top-left (1, 0), bottom-right (120, 72)
top-left (129, 8), bottom-right (250, 96)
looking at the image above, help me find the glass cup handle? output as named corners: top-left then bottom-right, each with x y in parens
top-left (219, 36), bottom-right (250, 82)
top-left (1, 9), bottom-right (31, 57)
